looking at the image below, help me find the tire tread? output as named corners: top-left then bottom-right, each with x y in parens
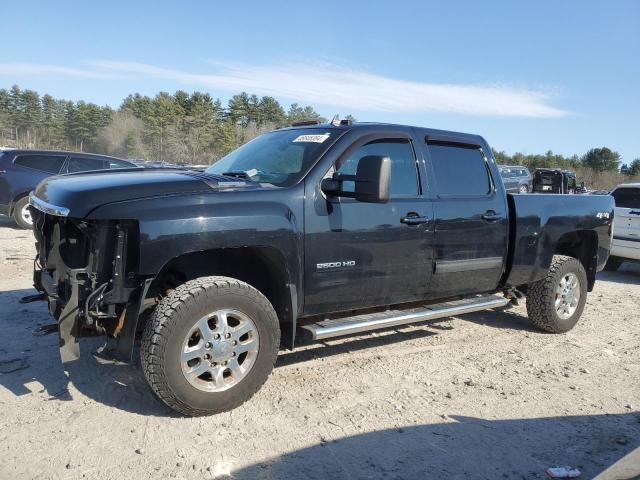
top-left (526, 255), bottom-right (585, 333)
top-left (140, 276), bottom-right (279, 416)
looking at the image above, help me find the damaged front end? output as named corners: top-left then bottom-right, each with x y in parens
top-left (29, 193), bottom-right (151, 363)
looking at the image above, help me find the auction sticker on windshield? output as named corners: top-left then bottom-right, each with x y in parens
top-left (293, 133), bottom-right (330, 143)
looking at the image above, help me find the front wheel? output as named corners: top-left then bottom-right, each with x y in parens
top-left (526, 255), bottom-right (587, 333)
top-left (519, 184), bottom-right (529, 193)
top-left (13, 197), bottom-right (33, 229)
top-left (141, 276), bottom-right (280, 416)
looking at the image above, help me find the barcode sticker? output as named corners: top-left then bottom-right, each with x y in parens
top-left (293, 134), bottom-right (330, 143)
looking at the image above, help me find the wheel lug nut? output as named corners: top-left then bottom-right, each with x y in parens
top-left (225, 333), bottom-right (231, 339)
top-left (232, 352), bottom-right (236, 357)
top-left (203, 353), bottom-right (211, 360)
top-left (223, 361), bottom-right (228, 366)
top-left (232, 340), bottom-right (237, 346)
top-left (214, 334), bottom-right (220, 340)
top-left (205, 342), bottom-right (212, 349)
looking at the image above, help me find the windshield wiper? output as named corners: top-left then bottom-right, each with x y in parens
top-left (222, 169), bottom-right (259, 181)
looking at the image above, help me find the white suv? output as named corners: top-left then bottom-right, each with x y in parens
top-left (606, 183), bottom-right (640, 270)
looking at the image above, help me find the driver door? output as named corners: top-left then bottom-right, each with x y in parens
top-left (303, 132), bottom-right (434, 315)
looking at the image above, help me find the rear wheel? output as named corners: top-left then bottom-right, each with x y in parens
top-left (13, 197), bottom-right (33, 229)
top-left (141, 276), bottom-right (280, 416)
top-left (519, 184), bottom-right (529, 193)
top-left (526, 255), bottom-right (587, 333)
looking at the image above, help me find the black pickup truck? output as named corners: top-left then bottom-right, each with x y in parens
top-left (27, 121), bottom-right (614, 416)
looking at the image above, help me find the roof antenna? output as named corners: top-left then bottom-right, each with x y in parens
top-left (330, 114), bottom-right (340, 127)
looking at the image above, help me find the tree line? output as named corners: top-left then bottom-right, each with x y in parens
top-left (1, 84), bottom-right (638, 179)
top-left (493, 147), bottom-right (640, 176)
top-left (0, 85), bottom-right (327, 164)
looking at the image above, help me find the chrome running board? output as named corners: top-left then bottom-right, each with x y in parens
top-left (300, 295), bottom-right (509, 341)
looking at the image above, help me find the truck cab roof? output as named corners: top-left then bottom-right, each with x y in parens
top-left (277, 121), bottom-right (486, 145)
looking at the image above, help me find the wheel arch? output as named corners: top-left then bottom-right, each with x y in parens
top-left (554, 230), bottom-right (598, 291)
top-left (9, 190), bottom-right (30, 215)
top-left (148, 246), bottom-right (297, 347)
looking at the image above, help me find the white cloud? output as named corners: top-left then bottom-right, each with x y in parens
top-left (0, 60), bottom-right (568, 118)
top-left (0, 62), bottom-right (119, 79)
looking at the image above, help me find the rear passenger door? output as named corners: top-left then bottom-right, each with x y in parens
top-left (425, 138), bottom-right (508, 297)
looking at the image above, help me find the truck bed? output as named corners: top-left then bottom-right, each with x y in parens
top-left (503, 193), bottom-right (614, 290)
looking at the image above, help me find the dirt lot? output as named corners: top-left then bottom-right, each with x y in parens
top-left (0, 217), bottom-right (638, 480)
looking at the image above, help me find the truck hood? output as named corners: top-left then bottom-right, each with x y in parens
top-left (31, 169), bottom-right (254, 218)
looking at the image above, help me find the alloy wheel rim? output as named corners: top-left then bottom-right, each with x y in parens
top-left (180, 309), bottom-right (259, 392)
top-left (21, 204), bottom-right (33, 225)
top-left (554, 273), bottom-right (580, 320)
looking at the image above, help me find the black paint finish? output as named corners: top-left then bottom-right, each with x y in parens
top-left (30, 122), bottom-right (615, 357)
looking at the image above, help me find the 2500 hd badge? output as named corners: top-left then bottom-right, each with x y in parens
top-left (317, 260), bottom-right (356, 269)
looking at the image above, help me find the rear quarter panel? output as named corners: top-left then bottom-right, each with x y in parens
top-left (504, 193), bottom-right (614, 287)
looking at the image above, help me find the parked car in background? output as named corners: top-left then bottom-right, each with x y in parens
top-left (605, 183), bottom-right (640, 270)
top-left (0, 149), bottom-right (135, 228)
top-left (532, 168), bottom-right (587, 194)
top-left (498, 165), bottom-right (532, 193)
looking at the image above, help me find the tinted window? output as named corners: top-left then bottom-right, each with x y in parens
top-left (336, 138), bottom-right (418, 196)
top-left (499, 168), bottom-right (510, 178)
top-left (611, 188), bottom-right (640, 208)
top-left (428, 143), bottom-right (491, 196)
top-left (519, 169), bottom-right (528, 176)
top-left (108, 159), bottom-right (133, 169)
top-left (14, 154), bottom-right (65, 174)
top-left (66, 156), bottom-right (107, 173)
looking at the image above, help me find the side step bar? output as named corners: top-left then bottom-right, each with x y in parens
top-left (300, 295), bottom-right (509, 341)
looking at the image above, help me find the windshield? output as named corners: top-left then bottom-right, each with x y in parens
top-left (206, 128), bottom-right (340, 187)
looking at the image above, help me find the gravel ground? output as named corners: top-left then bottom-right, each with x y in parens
top-left (0, 217), bottom-right (638, 479)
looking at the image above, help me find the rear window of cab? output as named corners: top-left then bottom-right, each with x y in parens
top-left (611, 187), bottom-right (640, 209)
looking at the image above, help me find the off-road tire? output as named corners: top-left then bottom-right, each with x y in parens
top-left (141, 276), bottom-right (280, 416)
top-left (13, 196), bottom-right (33, 229)
top-left (526, 255), bottom-right (587, 333)
top-left (604, 257), bottom-right (621, 271)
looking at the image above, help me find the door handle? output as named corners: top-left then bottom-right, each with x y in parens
top-left (401, 214), bottom-right (429, 225)
top-left (481, 211), bottom-right (503, 222)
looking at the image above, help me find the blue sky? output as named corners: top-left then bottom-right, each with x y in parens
top-left (1, 1), bottom-right (638, 162)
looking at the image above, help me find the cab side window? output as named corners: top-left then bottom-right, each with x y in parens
top-left (14, 154), bottom-right (66, 174)
top-left (336, 138), bottom-right (419, 196)
top-left (66, 156), bottom-right (107, 173)
top-left (428, 142), bottom-right (491, 196)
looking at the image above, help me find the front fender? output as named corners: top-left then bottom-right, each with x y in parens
top-left (87, 187), bottom-right (304, 311)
